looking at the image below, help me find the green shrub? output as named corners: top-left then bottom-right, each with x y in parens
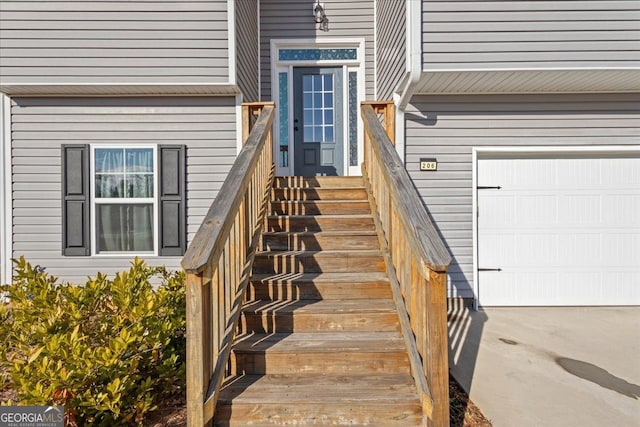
top-left (0, 257), bottom-right (186, 426)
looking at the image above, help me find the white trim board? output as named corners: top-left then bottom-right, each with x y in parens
top-left (1, 94), bottom-right (12, 284)
top-left (471, 145), bottom-right (640, 309)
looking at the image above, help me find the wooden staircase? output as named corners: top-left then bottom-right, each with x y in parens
top-left (213, 176), bottom-right (423, 426)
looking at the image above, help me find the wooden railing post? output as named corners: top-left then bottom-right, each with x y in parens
top-left (185, 272), bottom-right (206, 427)
top-left (426, 269), bottom-right (449, 427)
top-left (362, 101), bottom-right (395, 145)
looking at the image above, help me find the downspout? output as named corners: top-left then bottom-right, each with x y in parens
top-left (397, 0), bottom-right (422, 111)
top-left (394, 0), bottom-right (422, 160)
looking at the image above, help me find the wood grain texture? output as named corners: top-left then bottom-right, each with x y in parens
top-left (213, 175), bottom-right (422, 425)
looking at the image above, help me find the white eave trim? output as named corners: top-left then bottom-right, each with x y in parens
top-left (0, 83), bottom-right (241, 97)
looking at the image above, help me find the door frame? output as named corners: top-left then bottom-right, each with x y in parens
top-left (472, 145), bottom-right (640, 309)
top-left (270, 38), bottom-right (365, 176)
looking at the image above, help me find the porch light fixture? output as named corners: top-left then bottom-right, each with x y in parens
top-left (313, 1), bottom-right (329, 32)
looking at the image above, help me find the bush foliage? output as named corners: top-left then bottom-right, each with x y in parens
top-left (0, 257), bottom-right (186, 426)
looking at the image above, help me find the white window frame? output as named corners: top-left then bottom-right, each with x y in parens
top-left (90, 145), bottom-right (159, 257)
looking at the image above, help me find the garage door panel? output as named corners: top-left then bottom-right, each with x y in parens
top-left (601, 158), bottom-right (640, 185)
top-left (478, 154), bottom-right (640, 306)
top-left (602, 234), bottom-right (640, 265)
top-left (559, 234), bottom-right (601, 266)
top-left (517, 194), bottom-right (558, 226)
top-left (558, 195), bottom-right (601, 224)
top-left (478, 194), bottom-right (516, 227)
top-left (602, 194), bottom-right (640, 226)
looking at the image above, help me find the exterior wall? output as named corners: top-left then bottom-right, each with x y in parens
top-left (0, 1), bottom-right (229, 84)
top-left (236, 0), bottom-right (260, 101)
top-left (422, 0), bottom-right (640, 70)
top-left (10, 96), bottom-right (236, 283)
top-left (375, 0), bottom-right (406, 100)
top-left (259, 0), bottom-right (375, 100)
top-left (405, 93), bottom-right (640, 297)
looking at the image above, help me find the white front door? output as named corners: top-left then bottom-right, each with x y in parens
top-left (477, 153), bottom-right (640, 306)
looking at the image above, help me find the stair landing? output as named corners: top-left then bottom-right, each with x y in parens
top-left (214, 176), bottom-right (422, 426)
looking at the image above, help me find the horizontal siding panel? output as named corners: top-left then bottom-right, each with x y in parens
top-left (10, 96), bottom-right (237, 283)
top-left (0, 39), bottom-right (228, 49)
top-left (260, 0), bottom-right (375, 100)
top-left (0, 2), bottom-right (229, 84)
top-left (0, 30), bottom-right (226, 40)
top-left (424, 30), bottom-right (639, 43)
top-left (406, 93), bottom-right (640, 297)
top-left (0, 2), bottom-right (228, 12)
top-left (376, 0), bottom-right (406, 99)
top-left (422, 0), bottom-right (640, 70)
top-left (235, 0), bottom-right (259, 101)
top-left (1, 48), bottom-right (229, 58)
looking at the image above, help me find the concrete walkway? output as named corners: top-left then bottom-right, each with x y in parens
top-left (448, 303), bottom-right (640, 427)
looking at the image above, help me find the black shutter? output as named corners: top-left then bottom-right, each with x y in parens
top-left (61, 144), bottom-right (90, 256)
top-left (158, 145), bottom-right (186, 256)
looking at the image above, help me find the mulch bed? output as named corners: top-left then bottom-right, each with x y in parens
top-left (449, 373), bottom-right (493, 426)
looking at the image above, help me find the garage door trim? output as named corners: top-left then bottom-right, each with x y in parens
top-left (472, 145), bottom-right (640, 309)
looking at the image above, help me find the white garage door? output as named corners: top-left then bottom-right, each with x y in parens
top-left (477, 153), bottom-right (640, 306)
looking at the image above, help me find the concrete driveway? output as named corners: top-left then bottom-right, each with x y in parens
top-left (448, 302), bottom-right (640, 426)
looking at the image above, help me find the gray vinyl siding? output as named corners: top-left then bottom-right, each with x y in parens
top-left (260, 0), bottom-right (375, 100)
top-left (376, 0), bottom-right (406, 100)
top-left (10, 96), bottom-right (236, 283)
top-left (422, 0), bottom-right (640, 70)
top-left (0, 1), bottom-right (229, 84)
top-left (236, 0), bottom-right (260, 101)
top-left (405, 93), bottom-right (640, 298)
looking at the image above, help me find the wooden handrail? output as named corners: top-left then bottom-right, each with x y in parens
top-left (182, 102), bottom-right (275, 426)
top-left (361, 102), bottom-right (452, 426)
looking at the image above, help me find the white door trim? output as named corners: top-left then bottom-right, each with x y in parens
top-left (472, 145), bottom-right (640, 309)
top-left (270, 38), bottom-right (366, 176)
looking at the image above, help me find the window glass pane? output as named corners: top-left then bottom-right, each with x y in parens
top-left (96, 174), bottom-right (125, 198)
top-left (313, 75), bottom-right (322, 91)
top-left (303, 109), bottom-right (313, 124)
top-left (325, 127), bottom-right (334, 143)
top-left (324, 75), bottom-right (333, 91)
top-left (126, 148), bottom-right (153, 172)
top-left (314, 110), bottom-right (323, 124)
top-left (95, 149), bottom-right (123, 173)
top-left (324, 110), bottom-right (333, 125)
top-left (304, 126), bottom-right (314, 142)
top-left (313, 93), bottom-right (322, 109)
top-left (96, 204), bottom-right (154, 253)
top-left (324, 93), bottom-right (333, 107)
top-left (314, 127), bottom-right (323, 142)
top-left (127, 174), bottom-right (154, 198)
top-left (303, 93), bottom-right (312, 108)
top-left (303, 75), bottom-right (312, 92)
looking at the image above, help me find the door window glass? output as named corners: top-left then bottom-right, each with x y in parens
top-left (302, 74), bottom-right (335, 143)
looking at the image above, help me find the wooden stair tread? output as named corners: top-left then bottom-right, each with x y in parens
top-left (257, 249), bottom-right (382, 256)
top-left (274, 176), bottom-right (365, 188)
top-left (267, 214), bottom-right (372, 220)
top-left (250, 271), bottom-right (389, 283)
top-left (242, 298), bottom-right (396, 314)
top-left (271, 199), bottom-right (369, 204)
top-left (262, 230), bottom-right (377, 237)
top-left (218, 373), bottom-right (419, 403)
top-left (233, 332), bottom-right (406, 353)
